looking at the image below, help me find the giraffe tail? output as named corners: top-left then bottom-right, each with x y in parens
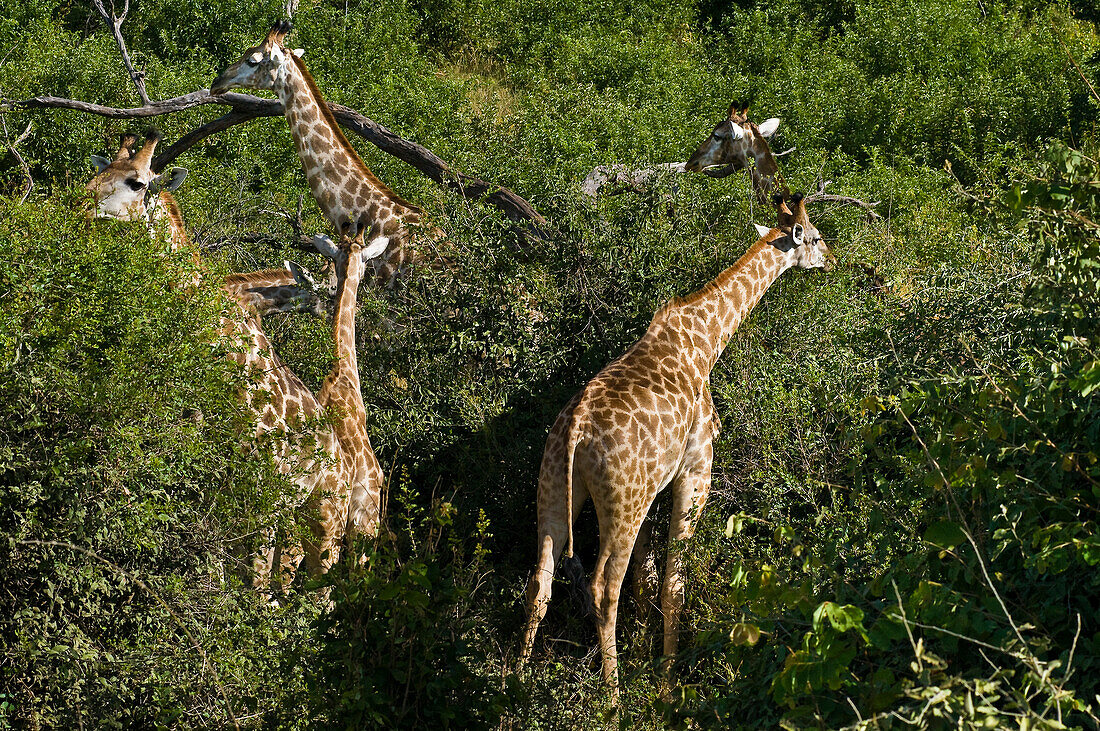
top-left (558, 404), bottom-right (596, 619)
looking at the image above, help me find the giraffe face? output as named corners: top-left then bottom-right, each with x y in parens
top-left (684, 116), bottom-right (748, 172)
top-left (775, 193), bottom-right (834, 271)
top-left (685, 104), bottom-right (781, 192)
top-left (211, 21), bottom-right (302, 95)
top-left (84, 132), bottom-right (187, 222)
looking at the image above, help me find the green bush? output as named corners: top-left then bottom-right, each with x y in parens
top-left (0, 196), bottom-right (319, 727)
top-left (0, 0), bottom-right (1098, 727)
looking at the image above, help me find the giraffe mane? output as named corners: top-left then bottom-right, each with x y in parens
top-left (288, 53), bottom-right (422, 215)
top-left (663, 231), bottom-right (784, 313)
top-left (225, 267), bottom-right (294, 285)
top-left (158, 192), bottom-right (186, 236)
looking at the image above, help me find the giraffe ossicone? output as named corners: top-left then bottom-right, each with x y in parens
top-left (519, 192), bottom-right (833, 702)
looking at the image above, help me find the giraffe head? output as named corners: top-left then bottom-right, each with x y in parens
top-left (685, 104), bottom-right (782, 200)
top-left (85, 131), bottom-right (188, 222)
top-left (757, 192), bottom-right (835, 271)
top-left (210, 20), bottom-right (303, 95)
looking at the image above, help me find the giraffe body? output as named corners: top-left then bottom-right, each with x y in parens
top-left (84, 131), bottom-right (372, 586)
top-left (520, 195), bottom-right (833, 700)
top-left (212, 22), bottom-right (396, 540)
top-left (211, 21), bottom-right (441, 284)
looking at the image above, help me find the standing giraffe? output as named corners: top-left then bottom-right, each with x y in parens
top-left (84, 130), bottom-right (378, 586)
top-left (685, 104), bottom-right (784, 203)
top-left (519, 193), bottom-right (834, 700)
top-left (210, 20), bottom-right (441, 285)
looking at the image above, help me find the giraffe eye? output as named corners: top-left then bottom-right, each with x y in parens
top-left (125, 178), bottom-right (146, 191)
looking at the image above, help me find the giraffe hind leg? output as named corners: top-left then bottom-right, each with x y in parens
top-left (660, 466), bottom-right (712, 677)
top-left (589, 531), bottom-right (638, 705)
top-left (519, 472), bottom-right (589, 666)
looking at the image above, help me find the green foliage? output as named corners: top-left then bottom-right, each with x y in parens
top-left (1, 0), bottom-right (1099, 727)
top-left (0, 196), bottom-right (319, 727)
top-left (301, 481), bottom-right (515, 729)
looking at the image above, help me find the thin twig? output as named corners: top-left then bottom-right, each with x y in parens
top-left (804, 179), bottom-right (883, 220)
top-left (1, 118), bottom-right (32, 203)
top-left (17, 539), bottom-right (241, 730)
top-left (1055, 27), bottom-right (1100, 106)
top-left (90, 0), bottom-right (151, 105)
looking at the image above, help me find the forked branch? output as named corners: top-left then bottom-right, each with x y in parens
top-left (804, 179), bottom-right (882, 220)
top-left (2, 118), bottom-right (33, 203)
top-left (90, 0), bottom-right (151, 105)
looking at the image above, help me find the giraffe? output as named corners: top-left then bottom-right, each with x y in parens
top-left (519, 193), bottom-right (835, 701)
top-left (685, 103), bottom-right (784, 203)
top-left (84, 130), bottom-right (379, 587)
top-left (210, 20), bottom-right (442, 285)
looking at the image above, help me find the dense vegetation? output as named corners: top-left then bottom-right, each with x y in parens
top-left (1, 0), bottom-right (1098, 727)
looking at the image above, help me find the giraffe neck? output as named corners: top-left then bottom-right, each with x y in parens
top-left (272, 54), bottom-right (416, 238)
top-left (148, 191), bottom-right (201, 269)
top-left (331, 246), bottom-right (365, 393)
top-left (670, 230), bottom-right (793, 374)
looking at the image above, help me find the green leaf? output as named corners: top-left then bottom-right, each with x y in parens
top-left (729, 622), bottom-right (762, 646)
top-left (924, 520), bottom-right (967, 550)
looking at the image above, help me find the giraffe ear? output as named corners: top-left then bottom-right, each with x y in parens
top-left (90, 155), bottom-right (111, 172)
top-left (291, 48), bottom-right (305, 58)
top-left (753, 223), bottom-right (772, 237)
top-left (311, 234), bottom-right (341, 259)
top-left (756, 118), bottom-right (780, 138)
top-left (791, 224), bottom-right (805, 245)
top-left (152, 167), bottom-right (188, 192)
top-left (728, 122), bottom-right (747, 140)
top-left (284, 260), bottom-right (317, 288)
top-left (362, 235), bottom-right (390, 260)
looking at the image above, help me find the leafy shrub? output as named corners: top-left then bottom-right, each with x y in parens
top-left (0, 195), bottom-right (318, 727)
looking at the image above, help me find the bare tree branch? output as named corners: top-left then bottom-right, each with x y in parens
top-left (2, 118), bottom-right (33, 203)
top-left (90, 0), bottom-right (151, 105)
top-left (580, 162), bottom-right (687, 197)
top-left (152, 109), bottom-right (262, 169)
top-left (804, 179), bottom-right (883, 220)
top-left (1, 90), bottom-right (550, 231)
top-left (578, 154), bottom-right (794, 198)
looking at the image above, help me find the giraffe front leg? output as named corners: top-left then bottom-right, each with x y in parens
top-left (301, 478), bottom-right (350, 578)
top-left (661, 387), bottom-right (717, 683)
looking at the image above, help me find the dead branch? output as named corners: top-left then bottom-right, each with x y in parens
top-left (90, 0), bottom-right (150, 105)
top-left (580, 162), bottom-right (687, 196)
top-left (578, 152), bottom-right (793, 198)
top-left (2, 90), bottom-right (549, 231)
top-left (804, 179), bottom-right (883, 220)
top-left (2, 118), bottom-right (33, 203)
top-left (1055, 29), bottom-right (1100, 106)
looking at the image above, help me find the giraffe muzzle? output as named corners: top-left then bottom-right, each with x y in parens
top-left (210, 72), bottom-right (234, 96)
